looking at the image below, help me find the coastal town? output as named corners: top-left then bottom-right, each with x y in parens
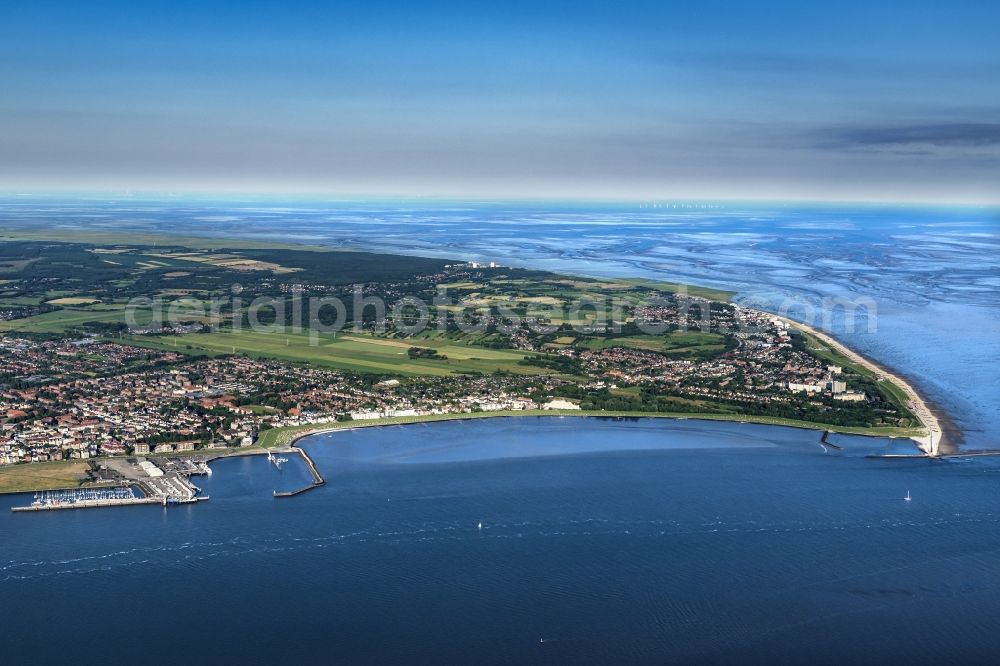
top-left (0, 238), bottom-right (932, 499)
top-left (0, 337), bottom-right (543, 465)
top-left (3, 4), bottom-right (993, 660)
top-left (1, 300), bottom-right (912, 469)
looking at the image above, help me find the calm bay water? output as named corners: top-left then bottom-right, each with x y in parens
top-left (4, 417), bottom-right (1000, 664)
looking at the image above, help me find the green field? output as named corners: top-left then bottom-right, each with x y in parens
top-left (0, 461), bottom-right (90, 494)
top-left (0, 305), bottom-right (140, 333)
top-left (578, 331), bottom-right (727, 354)
top-left (0, 295), bottom-right (44, 306)
top-left (123, 329), bottom-right (547, 376)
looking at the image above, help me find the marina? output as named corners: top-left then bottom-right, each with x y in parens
top-left (10, 447), bottom-right (322, 511)
top-left (10, 457), bottom-right (210, 512)
top-left (12, 486), bottom-right (160, 512)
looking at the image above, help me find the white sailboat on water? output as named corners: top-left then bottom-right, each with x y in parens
top-left (904, 490), bottom-right (912, 502)
top-left (267, 449), bottom-right (288, 470)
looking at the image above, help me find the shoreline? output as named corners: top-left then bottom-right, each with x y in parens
top-left (267, 409), bottom-right (928, 449)
top-left (774, 315), bottom-right (944, 455)
top-left (0, 412), bottom-right (930, 497)
top-left (0, 233), bottom-right (953, 490)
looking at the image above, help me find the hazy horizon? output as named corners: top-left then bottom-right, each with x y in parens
top-left (1, 191), bottom-right (999, 208)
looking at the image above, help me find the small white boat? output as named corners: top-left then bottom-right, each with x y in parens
top-left (266, 450), bottom-right (288, 469)
top-left (477, 522), bottom-right (483, 530)
top-left (904, 490), bottom-right (912, 502)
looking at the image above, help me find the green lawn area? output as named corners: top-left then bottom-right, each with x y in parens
top-left (123, 329), bottom-right (545, 376)
top-left (243, 404), bottom-right (280, 415)
top-left (580, 330), bottom-right (726, 354)
top-left (0, 461), bottom-right (90, 494)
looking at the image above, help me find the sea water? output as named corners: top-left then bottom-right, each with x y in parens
top-left (3, 417), bottom-right (1000, 664)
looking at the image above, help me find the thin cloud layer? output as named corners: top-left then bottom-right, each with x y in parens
top-left (819, 123), bottom-right (1000, 149)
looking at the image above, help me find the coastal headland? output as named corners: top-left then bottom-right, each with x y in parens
top-left (0, 229), bottom-right (948, 498)
top-left (774, 316), bottom-right (944, 455)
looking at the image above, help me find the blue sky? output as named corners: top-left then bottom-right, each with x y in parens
top-left (1, 0), bottom-right (998, 202)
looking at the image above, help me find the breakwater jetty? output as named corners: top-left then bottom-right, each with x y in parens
top-left (820, 430), bottom-right (843, 451)
top-left (273, 446), bottom-right (325, 498)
